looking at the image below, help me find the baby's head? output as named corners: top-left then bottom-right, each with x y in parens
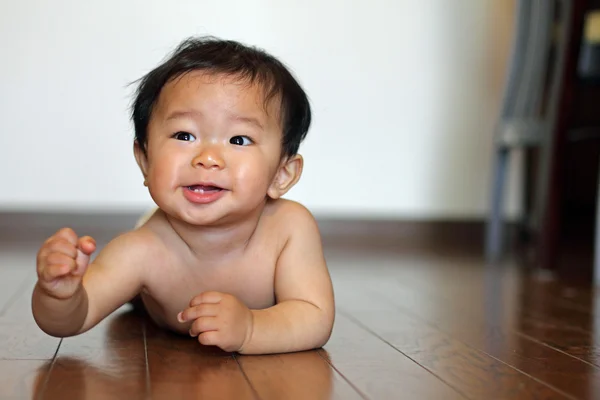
top-left (130, 37), bottom-right (311, 224)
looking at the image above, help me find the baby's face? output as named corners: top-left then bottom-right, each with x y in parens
top-left (140, 71), bottom-right (284, 225)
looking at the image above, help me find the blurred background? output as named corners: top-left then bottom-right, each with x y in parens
top-left (0, 0), bottom-right (517, 217)
top-left (0, 0), bottom-right (599, 279)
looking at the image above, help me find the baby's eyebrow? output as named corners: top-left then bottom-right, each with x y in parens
top-left (230, 115), bottom-right (264, 130)
top-left (165, 109), bottom-right (264, 130)
top-left (165, 110), bottom-right (201, 121)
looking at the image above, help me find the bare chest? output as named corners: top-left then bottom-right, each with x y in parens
top-left (139, 251), bottom-right (277, 333)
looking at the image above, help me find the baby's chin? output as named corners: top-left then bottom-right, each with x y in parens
top-left (168, 203), bottom-right (268, 227)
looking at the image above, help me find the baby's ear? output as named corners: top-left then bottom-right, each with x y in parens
top-left (133, 141), bottom-right (149, 186)
top-left (267, 154), bottom-right (303, 199)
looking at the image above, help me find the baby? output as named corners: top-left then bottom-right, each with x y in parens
top-left (31, 36), bottom-right (335, 355)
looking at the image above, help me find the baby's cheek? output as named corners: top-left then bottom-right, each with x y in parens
top-left (149, 162), bottom-right (178, 188)
top-left (235, 164), bottom-right (271, 189)
top-left (145, 169), bottom-right (177, 209)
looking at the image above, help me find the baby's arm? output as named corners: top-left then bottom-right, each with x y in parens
top-left (32, 228), bottom-right (150, 337)
top-left (241, 204), bottom-right (335, 354)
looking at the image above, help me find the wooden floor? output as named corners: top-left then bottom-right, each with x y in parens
top-left (2, 219), bottom-right (600, 399)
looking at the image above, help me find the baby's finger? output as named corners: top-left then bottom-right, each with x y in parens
top-left (54, 227), bottom-right (78, 245)
top-left (77, 236), bottom-right (96, 255)
top-left (189, 316), bottom-right (219, 337)
top-left (46, 238), bottom-right (78, 258)
top-left (41, 263), bottom-right (73, 282)
top-left (197, 331), bottom-right (219, 347)
top-left (36, 247), bottom-right (50, 272)
top-left (189, 291), bottom-right (223, 307)
top-left (178, 303), bottom-right (219, 322)
top-left (37, 250), bottom-right (71, 276)
top-left (47, 252), bottom-right (76, 270)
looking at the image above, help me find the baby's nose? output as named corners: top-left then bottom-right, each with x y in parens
top-left (192, 146), bottom-right (225, 169)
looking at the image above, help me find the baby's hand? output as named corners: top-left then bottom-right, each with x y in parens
top-left (36, 228), bottom-right (96, 300)
top-left (178, 291), bottom-right (254, 353)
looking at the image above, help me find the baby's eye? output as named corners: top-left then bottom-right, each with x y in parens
top-left (230, 136), bottom-right (253, 146)
top-left (173, 131), bottom-right (196, 142)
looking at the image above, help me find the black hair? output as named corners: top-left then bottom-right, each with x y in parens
top-left (130, 36), bottom-right (311, 159)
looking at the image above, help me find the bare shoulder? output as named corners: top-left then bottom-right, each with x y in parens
top-left (264, 199), bottom-right (321, 240)
top-left (268, 200), bottom-right (333, 324)
top-left (92, 219), bottom-right (169, 269)
top-left (77, 220), bottom-right (171, 332)
top-left (263, 199), bottom-right (326, 273)
top-left (276, 198), bottom-right (317, 220)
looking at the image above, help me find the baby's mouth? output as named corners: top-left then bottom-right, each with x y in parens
top-left (186, 185), bottom-right (223, 193)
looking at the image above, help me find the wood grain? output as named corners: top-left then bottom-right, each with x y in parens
top-left (144, 319), bottom-right (257, 400)
top-left (0, 275), bottom-right (60, 360)
top-left (340, 258), bottom-right (600, 399)
top-left (237, 350), bottom-right (363, 400)
top-left (0, 268), bottom-right (30, 316)
top-left (38, 308), bottom-right (148, 400)
top-left (0, 360), bottom-right (49, 400)
top-left (334, 284), bottom-right (574, 400)
top-left (2, 219), bottom-right (600, 399)
top-left (322, 313), bottom-right (466, 400)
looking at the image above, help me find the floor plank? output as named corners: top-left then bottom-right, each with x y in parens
top-left (0, 276), bottom-right (36, 320)
top-left (394, 260), bottom-right (600, 375)
top-left (0, 319), bottom-right (60, 361)
top-left (144, 320), bottom-right (257, 400)
top-left (0, 360), bottom-right (49, 400)
top-left (39, 308), bottom-right (148, 399)
top-left (339, 258), bottom-right (600, 399)
top-left (237, 350), bottom-right (364, 400)
top-left (516, 318), bottom-right (600, 368)
top-left (322, 313), bottom-right (466, 400)
top-left (0, 275), bottom-right (61, 360)
top-left (0, 268), bottom-right (30, 316)
top-left (3, 226), bottom-right (600, 399)
top-left (334, 285), bottom-right (574, 399)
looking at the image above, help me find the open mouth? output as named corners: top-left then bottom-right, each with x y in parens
top-left (182, 184), bottom-right (227, 204)
top-left (186, 185), bottom-right (223, 193)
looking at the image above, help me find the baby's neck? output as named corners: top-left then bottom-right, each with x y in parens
top-left (164, 206), bottom-right (265, 262)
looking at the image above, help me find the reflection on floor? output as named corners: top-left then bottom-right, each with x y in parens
top-left (1, 214), bottom-right (599, 399)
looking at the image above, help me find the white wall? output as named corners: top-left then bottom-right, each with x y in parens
top-left (0, 0), bottom-right (520, 219)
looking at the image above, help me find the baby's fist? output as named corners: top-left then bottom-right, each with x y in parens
top-left (36, 227), bottom-right (96, 300)
top-left (178, 292), bottom-right (254, 353)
